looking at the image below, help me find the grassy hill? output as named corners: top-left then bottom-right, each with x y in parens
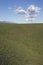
top-left (0, 24), bottom-right (43, 65)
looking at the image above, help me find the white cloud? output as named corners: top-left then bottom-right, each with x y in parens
top-left (27, 5), bottom-right (41, 21)
top-left (16, 5), bottom-right (41, 21)
top-left (16, 7), bottom-right (26, 14)
top-left (27, 5), bottom-right (41, 13)
top-left (8, 5), bottom-right (41, 22)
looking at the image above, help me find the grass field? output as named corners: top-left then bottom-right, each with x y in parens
top-left (0, 24), bottom-right (43, 65)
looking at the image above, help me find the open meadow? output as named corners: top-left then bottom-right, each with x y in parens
top-left (0, 24), bottom-right (43, 65)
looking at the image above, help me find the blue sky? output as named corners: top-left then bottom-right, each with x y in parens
top-left (0, 0), bottom-right (43, 23)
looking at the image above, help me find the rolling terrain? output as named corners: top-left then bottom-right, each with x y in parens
top-left (0, 24), bottom-right (43, 65)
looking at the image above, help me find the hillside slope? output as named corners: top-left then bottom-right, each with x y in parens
top-left (0, 24), bottom-right (43, 65)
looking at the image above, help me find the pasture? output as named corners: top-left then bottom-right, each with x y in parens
top-left (0, 24), bottom-right (43, 65)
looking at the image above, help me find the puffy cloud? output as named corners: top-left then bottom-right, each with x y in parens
top-left (16, 7), bottom-right (26, 14)
top-left (8, 5), bottom-right (41, 22)
top-left (16, 5), bottom-right (41, 21)
top-left (28, 5), bottom-right (41, 13)
top-left (27, 5), bottom-right (41, 21)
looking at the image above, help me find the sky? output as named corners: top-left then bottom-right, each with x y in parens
top-left (0, 0), bottom-right (43, 23)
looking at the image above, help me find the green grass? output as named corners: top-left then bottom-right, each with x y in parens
top-left (0, 24), bottom-right (43, 65)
